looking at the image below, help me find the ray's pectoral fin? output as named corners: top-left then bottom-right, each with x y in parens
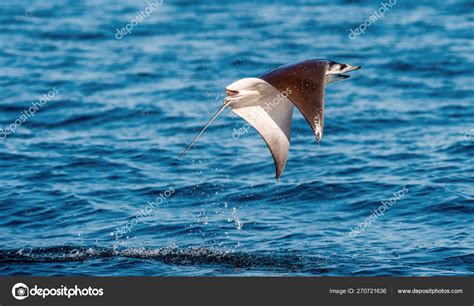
top-left (230, 86), bottom-right (294, 180)
top-left (260, 61), bottom-right (327, 142)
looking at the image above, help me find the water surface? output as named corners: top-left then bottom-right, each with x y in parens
top-left (0, 0), bottom-right (473, 276)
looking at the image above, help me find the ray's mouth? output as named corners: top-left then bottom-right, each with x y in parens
top-left (226, 89), bottom-right (239, 97)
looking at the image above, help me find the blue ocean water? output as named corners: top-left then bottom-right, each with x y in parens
top-left (0, 0), bottom-right (473, 276)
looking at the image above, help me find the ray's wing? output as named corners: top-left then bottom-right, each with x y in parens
top-left (260, 60), bottom-right (327, 141)
top-left (230, 82), bottom-right (294, 180)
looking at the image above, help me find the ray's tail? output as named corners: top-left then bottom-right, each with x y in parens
top-left (178, 100), bottom-right (232, 158)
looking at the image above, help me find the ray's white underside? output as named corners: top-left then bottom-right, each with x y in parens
top-left (228, 79), bottom-right (294, 178)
